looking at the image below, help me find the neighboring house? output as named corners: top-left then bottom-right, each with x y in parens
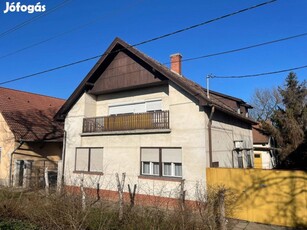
top-left (55, 38), bottom-right (256, 202)
top-left (252, 124), bottom-right (277, 169)
top-left (0, 87), bottom-right (65, 187)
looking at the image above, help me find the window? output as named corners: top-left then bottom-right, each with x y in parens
top-left (141, 148), bottom-right (159, 175)
top-left (75, 148), bottom-right (103, 173)
top-left (246, 151), bottom-right (252, 168)
top-left (109, 100), bottom-right (162, 115)
top-left (237, 151), bottom-right (243, 168)
top-left (140, 147), bottom-right (182, 178)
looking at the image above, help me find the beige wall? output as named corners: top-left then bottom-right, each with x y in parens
top-left (64, 83), bottom-right (252, 201)
top-left (0, 113), bottom-right (15, 185)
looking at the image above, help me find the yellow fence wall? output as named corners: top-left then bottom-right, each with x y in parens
top-left (206, 168), bottom-right (307, 227)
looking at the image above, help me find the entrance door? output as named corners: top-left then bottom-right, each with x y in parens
top-left (15, 160), bottom-right (24, 187)
top-left (254, 152), bottom-right (262, 169)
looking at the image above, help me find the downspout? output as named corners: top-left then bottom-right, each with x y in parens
top-left (60, 130), bottom-right (67, 189)
top-left (208, 106), bottom-right (215, 167)
top-left (9, 140), bottom-right (24, 186)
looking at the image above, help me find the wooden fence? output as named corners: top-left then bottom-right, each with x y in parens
top-left (206, 168), bottom-right (307, 227)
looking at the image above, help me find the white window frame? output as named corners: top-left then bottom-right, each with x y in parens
top-left (142, 161), bottom-right (159, 176)
top-left (140, 147), bottom-right (182, 178)
top-left (162, 162), bottom-right (182, 177)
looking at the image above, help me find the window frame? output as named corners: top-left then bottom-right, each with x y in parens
top-left (74, 147), bottom-right (103, 174)
top-left (140, 147), bottom-right (182, 178)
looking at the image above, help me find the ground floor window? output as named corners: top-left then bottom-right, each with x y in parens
top-left (140, 147), bottom-right (182, 178)
top-left (75, 147), bottom-right (103, 173)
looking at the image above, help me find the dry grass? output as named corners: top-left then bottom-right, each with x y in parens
top-left (0, 186), bottom-right (234, 230)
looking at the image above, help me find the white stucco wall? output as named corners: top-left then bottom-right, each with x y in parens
top-left (64, 84), bottom-right (207, 200)
top-left (63, 83), bottom-right (253, 201)
top-left (254, 143), bottom-right (275, 169)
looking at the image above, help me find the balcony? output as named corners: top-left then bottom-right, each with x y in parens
top-left (83, 111), bottom-right (169, 133)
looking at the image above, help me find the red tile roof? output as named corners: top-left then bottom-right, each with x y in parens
top-left (0, 87), bottom-right (65, 141)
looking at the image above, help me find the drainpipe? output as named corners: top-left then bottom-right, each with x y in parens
top-left (60, 130), bottom-right (67, 189)
top-left (9, 141), bottom-right (24, 187)
top-left (208, 106), bottom-right (215, 167)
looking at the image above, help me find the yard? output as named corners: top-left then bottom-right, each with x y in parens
top-left (0, 186), bottom-right (232, 230)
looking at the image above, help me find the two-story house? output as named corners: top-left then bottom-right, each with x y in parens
top-left (56, 38), bottom-right (256, 203)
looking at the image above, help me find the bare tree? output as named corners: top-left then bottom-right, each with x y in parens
top-left (249, 88), bottom-right (282, 121)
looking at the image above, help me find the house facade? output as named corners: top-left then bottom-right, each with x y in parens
top-left (0, 87), bottom-right (64, 187)
top-left (56, 38), bottom-right (256, 202)
top-left (252, 124), bottom-right (277, 169)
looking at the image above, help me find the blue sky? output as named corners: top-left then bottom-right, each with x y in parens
top-left (1, 0), bottom-right (306, 103)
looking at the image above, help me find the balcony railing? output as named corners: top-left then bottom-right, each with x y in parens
top-left (83, 111), bottom-right (169, 133)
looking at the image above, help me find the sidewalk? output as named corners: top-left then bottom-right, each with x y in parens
top-left (230, 220), bottom-right (294, 230)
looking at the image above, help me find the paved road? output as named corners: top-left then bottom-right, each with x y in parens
top-left (231, 220), bottom-right (298, 230)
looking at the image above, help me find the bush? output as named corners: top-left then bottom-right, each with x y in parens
top-left (0, 186), bottom-right (233, 229)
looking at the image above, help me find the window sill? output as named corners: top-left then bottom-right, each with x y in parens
top-left (73, 171), bottom-right (104, 176)
top-left (138, 175), bottom-right (183, 182)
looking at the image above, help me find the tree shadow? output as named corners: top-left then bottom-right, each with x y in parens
top-left (2, 107), bottom-right (63, 141)
top-left (207, 168), bottom-right (307, 228)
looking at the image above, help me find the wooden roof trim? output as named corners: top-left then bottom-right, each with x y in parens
top-left (55, 37), bottom-right (255, 125)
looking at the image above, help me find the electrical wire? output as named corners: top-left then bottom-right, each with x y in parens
top-left (179, 32), bottom-right (307, 63)
top-left (211, 64), bottom-right (307, 79)
top-left (129, 0), bottom-right (277, 47)
top-left (0, 0), bottom-right (144, 60)
top-left (0, 0), bottom-right (71, 39)
top-left (0, 0), bottom-right (277, 85)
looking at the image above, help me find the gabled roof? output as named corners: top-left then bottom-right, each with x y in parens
top-left (252, 124), bottom-right (270, 144)
top-left (0, 87), bottom-right (65, 141)
top-left (55, 37), bottom-right (256, 124)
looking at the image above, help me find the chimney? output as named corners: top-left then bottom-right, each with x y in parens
top-left (170, 53), bottom-right (182, 75)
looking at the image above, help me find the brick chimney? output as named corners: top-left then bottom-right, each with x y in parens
top-left (170, 53), bottom-right (182, 75)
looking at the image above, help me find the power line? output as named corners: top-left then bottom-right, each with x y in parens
top-left (0, 0), bottom-right (71, 40)
top-left (61, 31), bottom-right (307, 73)
top-left (0, 0), bottom-right (144, 60)
top-left (131, 0), bottom-right (277, 47)
top-left (0, 55), bottom-right (102, 85)
top-left (0, 0), bottom-right (277, 85)
top-left (179, 32), bottom-right (307, 63)
top-left (212, 64), bottom-right (307, 79)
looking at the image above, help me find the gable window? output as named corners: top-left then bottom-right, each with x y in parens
top-left (75, 147), bottom-right (103, 173)
top-left (140, 147), bottom-right (182, 178)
